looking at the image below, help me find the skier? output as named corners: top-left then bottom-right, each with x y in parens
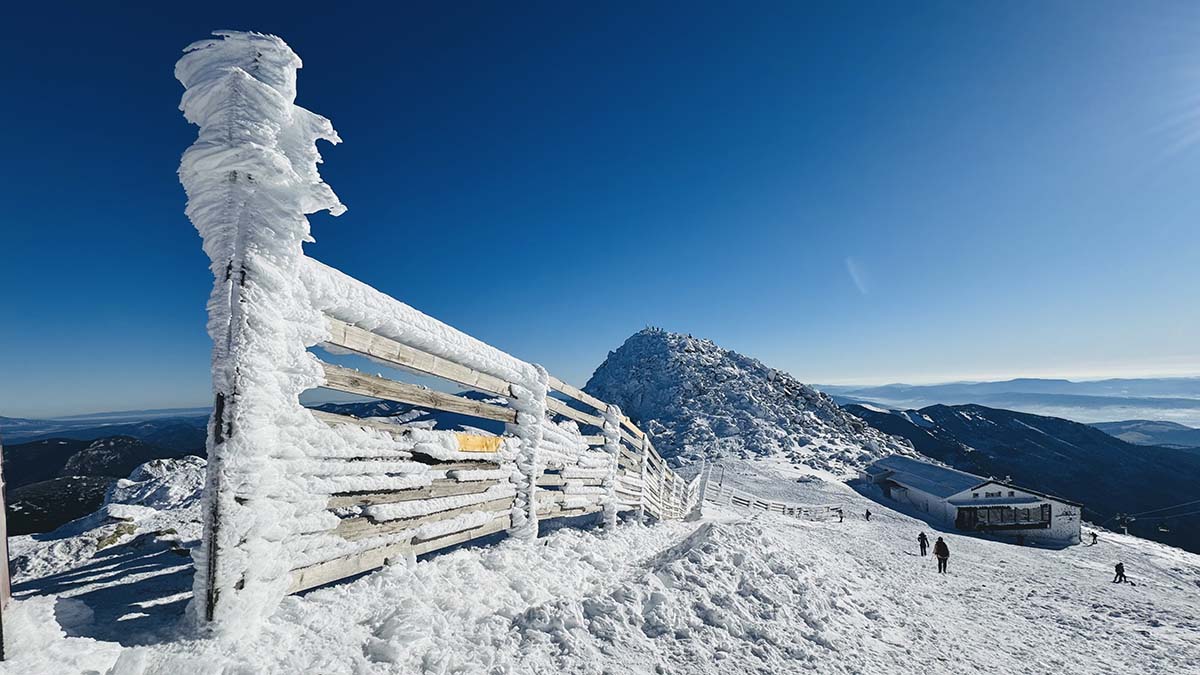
top-left (865, 509), bottom-right (872, 522)
top-left (1091, 532), bottom-right (1098, 545)
top-left (838, 509), bottom-right (844, 523)
top-left (933, 537), bottom-right (950, 574)
top-left (1112, 562), bottom-right (1127, 584)
top-left (917, 532), bottom-right (929, 556)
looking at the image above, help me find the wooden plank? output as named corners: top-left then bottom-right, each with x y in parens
top-left (288, 513), bottom-right (511, 594)
top-left (538, 503), bottom-right (603, 520)
top-left (545, 396), bottom-right (605, 429)
top-left (620, 428), bottom-right (641, 448)
top-left (581, 435), bottom-right (606, 446)
top-left (321, 362), bottom-right (517, 424)
top-left (325, 318), bottom-right (513, 397)
top-left (620, 416), bottom-right (644, 438)
top-left (327, 479), bottom-right (499, 509)
top-left (546, 374), bottom-right (608, 413)
top-left (335, 496), bottom-right (513, 542)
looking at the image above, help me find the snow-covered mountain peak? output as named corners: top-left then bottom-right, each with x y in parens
top-left (584, 328), bottom-right (914, 474)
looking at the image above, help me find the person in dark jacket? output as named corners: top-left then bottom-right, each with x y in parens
top-left (917, 532), bottom-right (929, 556)
top-left (1091, 532), bottom-right (1098, 545)
top-left (1113, 562), bottom-right (1127, 583)
top-left (933, 537), bottom-right (950, 573)
top-left (865, 509), bottom-right (872, 521)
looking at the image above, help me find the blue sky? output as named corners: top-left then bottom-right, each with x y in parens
top-left (2, 2), bottom-right (1199, 417)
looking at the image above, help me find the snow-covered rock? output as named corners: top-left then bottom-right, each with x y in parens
top-left (584, 328), bottom-right (914, 474)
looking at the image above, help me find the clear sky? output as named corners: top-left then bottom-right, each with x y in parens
top-left (2, 2), bottom-right (1199, 417)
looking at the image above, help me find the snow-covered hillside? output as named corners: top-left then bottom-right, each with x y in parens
top-left (6, 456), bottom-right (1199, 674)
top-left (585, 328), bottom-right (913, 473)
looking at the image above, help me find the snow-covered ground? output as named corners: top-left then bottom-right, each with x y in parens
top-left (5, 457), bottom-right (1198, 674)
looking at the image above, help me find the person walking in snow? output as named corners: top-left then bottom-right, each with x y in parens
top-left (917, 532), bottom-right (929, 556)
top-left (838, 509), bottom-right (844, 523)
top-left (865, 509), bottom-right (872, 521)
top-left (933, 537), bottom-right (950, 574)
top-left (1091, 532), bottom-right (1098, 546)
top-left (1112, 562), bottom-right (1127, 584)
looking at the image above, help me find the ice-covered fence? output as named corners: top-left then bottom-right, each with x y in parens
top-left (177, 30), bottom-right (698, 631)
top-left (702, 479), bottom-right (842, 521)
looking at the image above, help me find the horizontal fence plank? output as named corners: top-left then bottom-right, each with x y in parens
top-left (327, 479), bottom-right (499, 509)
top-left (288, 513), bottom-right (511, 594)
top-left (546, 374), bottom-right (608, 413)
top-left (581, 435), bottom-right (606, 446)
top-left (335, 496), bottom-right (514, 542)
top-left (321, 362), bottom-right (518, 424)
top-left (326, 318), bottom-right (513, 397)
top-left (545, 397), bottom-right (605, 429)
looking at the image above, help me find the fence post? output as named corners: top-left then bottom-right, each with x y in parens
top-left (507, 365), bottom-right (547, 540)
top-left (600, 404), bottom-right (623, 529)
top-left (637, 436), bottom-right (650, 524)
top-left (0, 439), bottom-right (9, 661)
top-left (177, 31), bottom-right (345, 628)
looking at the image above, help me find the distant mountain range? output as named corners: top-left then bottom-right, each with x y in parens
top-left (1089, 420), bottom-right (1200, 449)
top-left (844, 402), bottom-right (1200, 553)
top-left (0, 409), bottom-right (210, 445)
top-left (822, 377), bottom-right (1200, 426)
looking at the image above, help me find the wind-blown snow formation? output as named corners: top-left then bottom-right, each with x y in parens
top-left (585, 328), bottom-right (914, 474)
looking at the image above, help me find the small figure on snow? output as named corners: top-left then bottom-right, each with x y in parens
top-left (1091, 532), bottom-right (1098, 546)
top-left (917, 532), bottom-right (929, 556)
top-left (865, 509), bottom-right (872, 522)
top-left (933, 537), bottom-right (950, 574)
top-left (838, 509), bottom-right (844, 523)
top-left (1112, 562), bottom-right (1127, 584)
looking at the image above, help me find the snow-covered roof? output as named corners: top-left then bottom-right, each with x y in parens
top-left (867, 455), bottom-right (983, 499)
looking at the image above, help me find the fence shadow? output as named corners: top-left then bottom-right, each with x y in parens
top-left (13, 532), bottom-right (194, 646)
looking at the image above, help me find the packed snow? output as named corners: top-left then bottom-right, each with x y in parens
top-left (5, 455), bottom-right (1199, 674)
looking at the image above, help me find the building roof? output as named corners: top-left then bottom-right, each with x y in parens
top-left (947, 495), bottom-right (1042, 507)
top-left (867, 455), bottom-right (983, 499)
top-left (967, 479), bottom-right (1084, 508)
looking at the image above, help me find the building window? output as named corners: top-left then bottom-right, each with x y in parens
top-left (972, 493), bottom-right (979, 498)
top-left (985, 491), bottom-right (1001, 498)
top-left (1008, 491), bottom-right (1015, 497)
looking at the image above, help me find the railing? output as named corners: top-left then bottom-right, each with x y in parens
top-left (701, 475), bottom-right (842, 521)
top-left (176, 31), bottom-right (699, 630)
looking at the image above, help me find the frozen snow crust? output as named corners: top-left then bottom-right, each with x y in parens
top-left (7, 456), bottom-right (1200, 674)
top-left (585, 328), bottom-right (915, 474)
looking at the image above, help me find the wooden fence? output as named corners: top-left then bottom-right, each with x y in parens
top-left (178, 32), bottom-right (700, 628)
top-left (286, 307), bottom-right (701, 595)
top-left (701, 476), bottom-right (842, 521)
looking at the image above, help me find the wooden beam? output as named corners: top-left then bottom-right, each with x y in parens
top-left (320, 362), bottom-right (518, 424)
top-left (545, 396), bottom-right (605, 429)
top-left (327, 479), bottom-right (499, 509)
top-left (288, 513), bottom-right (511, 594)
top-left (546, 374), bottom-right (607, 412)
top-left (325, 318), bottom-right (513, 397)
top-left (335, 496), bottom-right (514, 542)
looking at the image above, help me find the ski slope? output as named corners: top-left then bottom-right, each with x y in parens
top-left (4, 458), bottom-right (1199, 674)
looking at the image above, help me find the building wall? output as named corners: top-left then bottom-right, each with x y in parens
top-left (949, 482), bottom-right (1081, 547)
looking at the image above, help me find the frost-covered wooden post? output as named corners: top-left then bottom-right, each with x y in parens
top-left (507, 365), bottom-right (547, 540)
top-left (637, 435), bottom-right (650, 523)
top-left (599, 404), bottom-right (623, 529)
top-left (177, 31), bottom-right (344, 628)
